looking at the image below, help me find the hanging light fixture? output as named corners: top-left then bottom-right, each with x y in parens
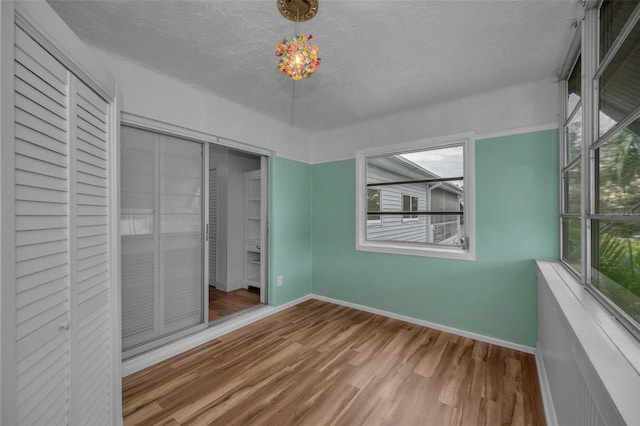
top-left (275, 0), bottom-right (320, 80)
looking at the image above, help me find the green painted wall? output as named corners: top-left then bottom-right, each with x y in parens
top-left (268, 155), bottom-right (313, 306)
top-left (310, 130), bottom-right (559, 346)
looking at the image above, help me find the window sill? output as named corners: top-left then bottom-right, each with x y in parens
top-left (536, 260), bottom-right (640, 424)
top-left (357, 240), bottom-right (474, 261)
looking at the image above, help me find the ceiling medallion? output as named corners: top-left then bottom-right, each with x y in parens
top-left (277, 0), bottom-right (318, 22)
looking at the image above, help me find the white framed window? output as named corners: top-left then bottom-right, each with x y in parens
top-left (367, 188), bottom-right (382, 224)
top-left (559, 0), bottom-right (640, 339)
top-left (356, 132), bottom-right (475, 260)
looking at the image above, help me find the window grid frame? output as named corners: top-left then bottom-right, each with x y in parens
top-left (560, 0), bottom-right (640, 340)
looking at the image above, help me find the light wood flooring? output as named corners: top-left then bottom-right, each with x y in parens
top-left (208, 287), bottom-right (261, 322)
top-left (123, 299), bottom-right (545, 426)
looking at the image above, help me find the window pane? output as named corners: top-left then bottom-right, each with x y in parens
top-left (566, 107), bottom-right (582, 163)
top-left (365, 144), bottom-right (465, 248)
top-left (367, 188), bottom-right (380, 221)
top-left (567, 56), bottom-right (581, 115)
top-left (599, 0), bottom-right (640, 61)
top-left (591, 219), bottom-right (640, 325)
top-left (564, 163), bottom-right (581, 214)
top-left (598, 15), bottom-right (640, 136)
top-left (594, 117), bottom-right (640, 215)
top-left (562, 217), bottom-right (582, 272)
top-left (400, 146), bottom-right (463, 178)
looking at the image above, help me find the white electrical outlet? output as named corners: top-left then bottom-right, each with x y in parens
top-left (276, 275), bottom-right (283, 286)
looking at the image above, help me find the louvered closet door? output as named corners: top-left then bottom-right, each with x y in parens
top-left (12, 23), bottom-right (114, 425)
top-left (14, 26), bottom-right (72, 426)
top-left (71, 80), bottom-right (112, 425)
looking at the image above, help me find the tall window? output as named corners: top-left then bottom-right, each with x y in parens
top-left (356, 133), bottom-right (475, 260)
top-left (561, 0), bottom-right (640, 338)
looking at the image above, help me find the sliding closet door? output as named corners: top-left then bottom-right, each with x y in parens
top-left (121, 126), bottom-right (206, 355)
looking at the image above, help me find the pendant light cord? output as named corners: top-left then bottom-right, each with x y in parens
top-left (289, 6), bottom-right (300, 155)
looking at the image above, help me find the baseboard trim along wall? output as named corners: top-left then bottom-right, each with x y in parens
top-left (311, 294), bottom-right (536, 354)
top-left (123, 292), bottom-right (537, 376)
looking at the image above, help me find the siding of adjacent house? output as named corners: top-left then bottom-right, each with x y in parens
top-left (366, 165), bottom-right (462, 244)
top-left (366, 166), bottom-right (428, 243)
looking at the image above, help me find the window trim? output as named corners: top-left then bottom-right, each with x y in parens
top-left (355, 132), bottom-right (476, 261)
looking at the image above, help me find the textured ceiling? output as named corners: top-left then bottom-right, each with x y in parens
top-left (47, 0), bottom-right (580, 133)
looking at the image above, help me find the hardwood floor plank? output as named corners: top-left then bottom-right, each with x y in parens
top-left (123, 300), bottom-right (546, 426)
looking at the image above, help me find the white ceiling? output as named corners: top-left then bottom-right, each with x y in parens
top-left (47, 0), bottom-right (580, 134)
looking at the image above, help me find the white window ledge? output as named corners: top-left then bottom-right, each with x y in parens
top-left (536, 260), bottom-right (640, 425)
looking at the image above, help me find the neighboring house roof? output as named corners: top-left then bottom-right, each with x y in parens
top-left (368, 156), bottom-right (463, 195)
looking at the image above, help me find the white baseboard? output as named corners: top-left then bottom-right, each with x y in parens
top-left (535, 343), bottom-right (558, 426)
top-left (122, 294), bottom-right (313, 376)
top-left (310, 294), bottom-right (536, 354)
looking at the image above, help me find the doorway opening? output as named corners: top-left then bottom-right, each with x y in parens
top-left (207, 146), bottom-right (267, 323)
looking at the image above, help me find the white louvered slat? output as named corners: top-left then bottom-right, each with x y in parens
top-left (15, 109), bottom-right (67, 144)
top-left (77, 108), bottom-right (107, 135)
top-left (16, 337), bottom-right (66, 391)
top-left (18, 367), bottom-right (67, 425)
top-left (16, 276), bottom-right (67, 311)
top-left (15, 138), bottom-right (66, 167)
top-left (15, 123), bottom-right (67, 156)
top-left (15, 200), bottom-right (67, 216)
top-left (77, 127), bottom-right (107, 151)
top-left (16, 228), bottom-right (67, 247)
top-left (77, 160), bottom-right (107, 179)
top-left (15, 264), bottom-right (67, 295)
top-left (14, 75), bottom-right (66, 119)
top-left (14, 63), bottom-right (65, 110)
top-left (77, 224), bottom-right (107, 239)
top-left (15, 185), bottom-right (66, 205)
top-left (15, 155), bottom-right (67, 183)
top-left (76, 138), bottom-right (106, 161)
top-left (15, 251), bottom-right (67, 279)
top-left (16, 215), bottom-right (67, 232)
top-left (76, 97), bottom-right (106, 127)
top-left (77, 181), bottom-right (107, 198)
top-left (16, 297), bottom-right (66, 340)
top-left (77, 84), bottom-right (107, 115)
top-left (76, 170), bottom-right (107, 188)
top-left (13, 25), bottom-right (70, 426)
top-left (15, 92), bottom-right (66, 131)
top-left (14, 27), bottom-right (67, 84)
top-left (15, 239), bottom-right (66, 262)
top-left (77, 149), bottom-right (107, 170)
